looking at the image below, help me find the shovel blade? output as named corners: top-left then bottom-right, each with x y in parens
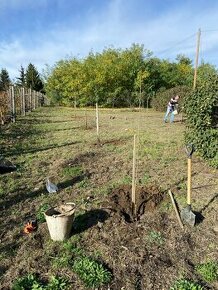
top-left (181, 206), bottom-right (196, 226)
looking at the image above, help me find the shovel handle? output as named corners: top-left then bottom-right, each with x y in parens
top-left (187, 157), bottom-right (192, 205)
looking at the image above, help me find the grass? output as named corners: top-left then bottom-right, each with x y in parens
top-left (36, 203), bottom-right (50, 223)
top-left (0, 107), bottom-right (217, 289)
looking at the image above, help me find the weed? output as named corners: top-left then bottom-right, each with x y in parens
top-left (52, 240), bottom-right (83, 269)
top-left (12, 274), bottom-right (69, 290)
top-left (36, 203), bottom-right (50, 223)
top-left (170, 278), bottom-right (203, 290)
top-left (62, 165), bottom-right (83, 177)
top-left (12, 274), bottom-right (43, 290)
top-left (72, 256), bottom-right (112, 288)
top-left (46, 276), bottom-right (69, 290)
top-left (121, 175), bottom-right (132, 185)
top-left (140, 173), bottom-right (151, 185)
top-left (196, 261), bottom-right (218, 282)
top-left (78, 177), bottom-right (89, 188)
top-left (147, 231), bottom-right (165, 246)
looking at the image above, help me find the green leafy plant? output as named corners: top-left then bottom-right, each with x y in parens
top-left (36, 203), bottom-right (50, 223)
top-left (72, 256), bottom-right (112, 288)
top-left (196, 261), bottom-right (218, 282)
top-left (46, 276), bottom-right (69, 290)
top-left (52, 240), bottom-right (84, 269)
top-left (147, 230), bottom-right (165, 245)
top-left (170, 278), bottom-right (203, 290)
top-left (12, 274), bottom-right (43, 290)
top-left (12, 274), bottom-right (69, 290)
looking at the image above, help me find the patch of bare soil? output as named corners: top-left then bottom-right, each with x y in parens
top-left (110, 185), bottom-right (164, 222)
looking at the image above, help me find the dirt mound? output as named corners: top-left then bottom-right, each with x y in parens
top-left (110, 185), bottom-right (164, 222)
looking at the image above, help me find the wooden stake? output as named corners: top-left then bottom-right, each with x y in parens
top-left (96, 103), bottom-right (100, 143)
top-left (168, 190), bottom-right (184, 229)
top-left (0, 110), bottom-right (4, 125)
top-left (132, 134), bottom-right (137, 216)
top-left (193, 28), bottom-right (201, 90)
top-left (11, 86), bottom-right (15, 123)
top-left (22, 87), bottom-right (25, 116)
top-left (29, 88), bottom-right (32, 111)
top-left (85, 108), bottom-right (88, 129)
top-left (33, 90), bottom-right (36, 110)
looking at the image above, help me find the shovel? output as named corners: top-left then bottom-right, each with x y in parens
top-left (181, 144), bottom-right (196, 226)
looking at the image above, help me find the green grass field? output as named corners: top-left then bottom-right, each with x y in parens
top-left (0, 107), bottom-right (217, 289)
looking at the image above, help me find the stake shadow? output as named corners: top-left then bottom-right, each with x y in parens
top-left (199, 192), bottom-right (218, 214)
top-left (2, 140), bottom-right (81, 157)
top-left (0, 173), bottom-right (89, 213)
top-left (73, 209), bottom-right (110, 234)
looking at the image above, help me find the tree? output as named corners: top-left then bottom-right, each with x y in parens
top-left (0, 68), bottom-right (11, 91)
top-left (25, 63), bottom-right (44, 91)
top-left (16, 65), bottom-right (26, 87)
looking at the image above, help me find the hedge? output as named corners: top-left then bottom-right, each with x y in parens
top-left (151, 86), bottom-right (191, 112)
top-left (184, 74), bottom-right (218, 168)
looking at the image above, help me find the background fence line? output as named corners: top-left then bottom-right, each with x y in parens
top-left (0, 85), bottom-right (49, 125)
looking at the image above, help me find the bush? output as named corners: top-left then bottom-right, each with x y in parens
top-left (151, 86), bottom-right (191, 112)
top-left (184, 73), bottom-right (218, 168)
top-left (196, 261), bottom-right (218, 282)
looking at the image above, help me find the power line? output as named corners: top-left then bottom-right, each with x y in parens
top-left (202, 29), bottom-right (218, 33)
top-left (155, 33), bottom-right (196, 56)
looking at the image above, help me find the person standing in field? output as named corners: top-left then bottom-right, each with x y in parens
top-left (164, 95), bottom-right (179, 123)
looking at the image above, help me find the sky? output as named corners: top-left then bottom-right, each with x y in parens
top-left (1, 0), bottom-right (218, 80)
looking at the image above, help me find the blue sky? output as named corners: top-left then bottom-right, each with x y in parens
top-left (1, 0), bottom-right (218, 80)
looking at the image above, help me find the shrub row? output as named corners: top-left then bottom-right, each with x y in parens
top-left (184, 73), bottom-right (218, 168)
top-left (151, 86), bottom-right (191, 112)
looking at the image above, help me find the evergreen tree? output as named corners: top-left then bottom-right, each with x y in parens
top-left (16, 65), bottom-right (26, 87)
top-left (0, 68), bottom-right (11, 91)
top-left (25, 63), bottom-right (44, 91)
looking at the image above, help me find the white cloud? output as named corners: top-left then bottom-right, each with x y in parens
top-left (1, 0), bottom-right (218, 79)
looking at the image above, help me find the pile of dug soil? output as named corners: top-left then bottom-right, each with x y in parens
top-left (110, 185), bottom-right (164, 222)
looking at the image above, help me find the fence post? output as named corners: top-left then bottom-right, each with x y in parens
top-left (21, 87), bottom-right (25, 116)
top-left (29, 88), bottom-right (32, 111)
top-left (33, 90), bottom-right (36, 110)
top-left (10, 85), bottom-right (16, 122)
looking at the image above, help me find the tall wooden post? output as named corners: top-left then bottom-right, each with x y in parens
top-left (85, 108), bottom-right (88, 129)
top-left (33, 90), bottom-right (36, 110)
top-left (139, 74), bottom-right (142, 109)
top-left (29, 88), bottom-right (32, 111)
top-left (0, 110), bottom-right (4, 125)
top-left (21, 87), bottom-right (25, 116)
top-left (193, 28), bottom-right (201, 89)
top-left (132, 134), bottom-right (137, 216)
top-left (96, 103), bottom-right (100, 143)
top-left (11, 85), bottom-right (16, 122)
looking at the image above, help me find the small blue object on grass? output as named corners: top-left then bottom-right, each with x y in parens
top-left (46, 178), bottom-right (58, 193)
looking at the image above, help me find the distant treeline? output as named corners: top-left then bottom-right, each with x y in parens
top-left (0, 63), bottom-right (44, 93)
top-left (44, 44), bottom-right (217, 107)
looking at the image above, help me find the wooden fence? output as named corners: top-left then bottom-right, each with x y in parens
top-left (0, 86), bottom-right (49, 125)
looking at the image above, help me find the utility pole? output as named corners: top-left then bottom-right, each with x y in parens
top-left (193, 28), bottom-right (201, 89)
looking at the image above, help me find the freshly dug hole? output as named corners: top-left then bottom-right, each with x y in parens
top-left (110, 185), bottom-right (164, 222)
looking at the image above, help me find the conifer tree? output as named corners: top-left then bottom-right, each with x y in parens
top-left (0, 68), bottom-right (11, 91)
